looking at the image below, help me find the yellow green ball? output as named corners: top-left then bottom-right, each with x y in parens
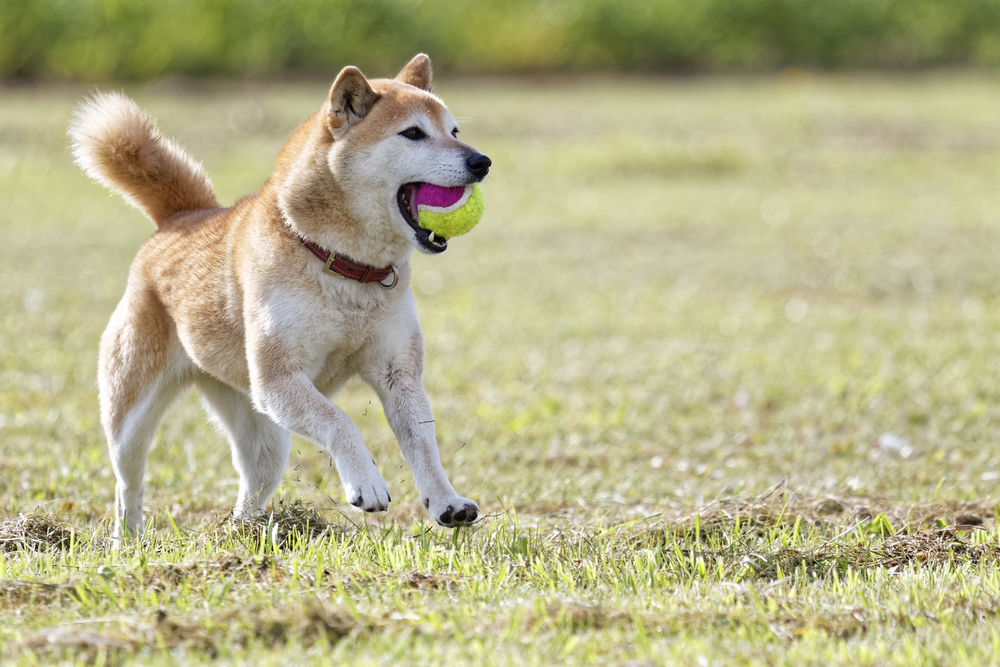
top-left (417, 184), bottom-right (485, 238)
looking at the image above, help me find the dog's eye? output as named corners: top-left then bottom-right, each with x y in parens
top-left (399, 127), bottom-right (427, 140)
top-left (451, 127), bottom-right (459, 138)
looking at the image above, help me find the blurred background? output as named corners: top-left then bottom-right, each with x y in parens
top-left (4, 0), bottom-right (1000, 80)
top-left (5, 0), bottom-right (1000, 523)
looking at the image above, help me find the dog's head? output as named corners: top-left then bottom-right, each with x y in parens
top-left (277, 55), bottom-right (490, 266)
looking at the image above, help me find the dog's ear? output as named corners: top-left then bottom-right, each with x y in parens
top-left (327, 66), bottom-right (380, 136)
top-left (395, 54), bottom-right (433, 91)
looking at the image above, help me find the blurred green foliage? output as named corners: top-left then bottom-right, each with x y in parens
top-left (2, 0), bottom-right (1000, 80)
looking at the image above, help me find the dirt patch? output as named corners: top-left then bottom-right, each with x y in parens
top-left (399, 571), bottom-right (455, 590)
top-left (13, 598), bottom-right (376, 662)
top-left (713, 525), bottom-right (1000, 581)
top-left (526, 602), bottom-right (629, 631)
top-left (661, 484), bottom-right (998, 541)
top-left (0, 580), bottom-right (75, 609)
top-left (617, 485), bottom-right (1000, 581)
top-left (138, 553), bottom-right (281, 590)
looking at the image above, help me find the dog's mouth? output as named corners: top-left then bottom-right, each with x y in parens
top-left (398, 183), bottom-right (448, 254)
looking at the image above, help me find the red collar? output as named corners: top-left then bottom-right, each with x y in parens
top-left (299, 236), bottom-right (398, 289)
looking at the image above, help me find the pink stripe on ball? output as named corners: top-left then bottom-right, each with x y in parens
top-left (415, 183), bottom-right (466, 208)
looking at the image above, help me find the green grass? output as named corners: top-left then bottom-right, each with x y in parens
top-left (4, 72), bottom-right (1000, 664)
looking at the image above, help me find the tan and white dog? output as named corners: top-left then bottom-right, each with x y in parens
top-left (69, 54), bottom-right (489, 538)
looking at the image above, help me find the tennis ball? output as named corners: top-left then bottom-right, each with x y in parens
top-left (414, 183), bottom-right (484, 238)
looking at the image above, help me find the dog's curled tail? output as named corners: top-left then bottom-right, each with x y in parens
top-left (69, 92), bottom-right (219, 227)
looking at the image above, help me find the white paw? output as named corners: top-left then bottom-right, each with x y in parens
top-left (341, 458), bottom-right (391, 512)
top-left (424, 495), bottom-right (479, 527)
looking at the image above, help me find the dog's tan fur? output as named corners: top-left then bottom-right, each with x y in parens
top-left (70, 55), bottom-right (488, 538)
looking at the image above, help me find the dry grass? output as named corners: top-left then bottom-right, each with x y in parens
top-left (215, 499), bottom-right (345, 550)
top-left (0, 513), bottom-right (76, 553)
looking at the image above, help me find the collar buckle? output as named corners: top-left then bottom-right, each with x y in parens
top-left (323, 252), bottom-right (348, 279)
top-left (302, 237), bottom-right (398, 290)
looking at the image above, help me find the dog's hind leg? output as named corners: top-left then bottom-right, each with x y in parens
top-left (99, 291), bottom-right (191, 540)
top-left (196, 375), bottom-right (291, 518)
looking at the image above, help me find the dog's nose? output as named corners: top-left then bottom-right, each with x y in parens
top-left (466, 153), bottom-right (491, 180)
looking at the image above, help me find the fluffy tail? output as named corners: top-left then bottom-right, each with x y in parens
top-left (69, 92), bottom-right (219, 227)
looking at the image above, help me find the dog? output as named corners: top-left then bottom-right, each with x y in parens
top-left (69, 54), bottom-right (489, 538)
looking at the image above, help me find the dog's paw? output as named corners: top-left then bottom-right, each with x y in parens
top-left (342, 460), bottom-right (391, 513)
top-left (424, 495), bottom-right (479, 527)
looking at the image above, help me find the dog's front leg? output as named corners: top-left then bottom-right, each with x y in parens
top-left (249, 360), bottom-right (390, 513)
top-left (364, 339), bottom-right (479, 528)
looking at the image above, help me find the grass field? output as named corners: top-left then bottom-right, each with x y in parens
top-left (4, 72), bottom-right (1000, 664)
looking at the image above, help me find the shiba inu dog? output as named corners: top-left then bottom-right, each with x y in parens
top-left (69, 54), bottom-right (490, 538)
